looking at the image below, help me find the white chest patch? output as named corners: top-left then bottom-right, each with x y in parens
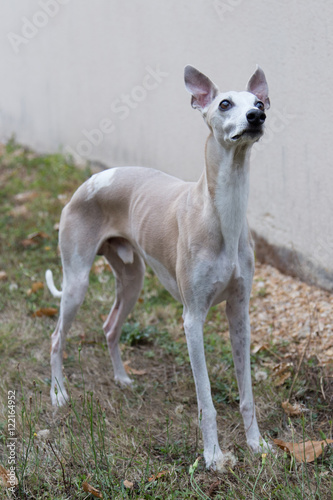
top-left (86, 168), bottom-right (118, 200)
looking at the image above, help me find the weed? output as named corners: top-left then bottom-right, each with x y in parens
top-left (121, 322), bottom-right (157, 346)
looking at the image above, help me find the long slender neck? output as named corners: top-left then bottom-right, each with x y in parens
top-left (199, 133), bottom-right (252, 260)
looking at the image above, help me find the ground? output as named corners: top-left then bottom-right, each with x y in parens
top-left (0, 141), bottom-right (332, 499)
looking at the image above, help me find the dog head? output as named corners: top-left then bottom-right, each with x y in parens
top-left (184, 65), bottom-right (270, 147)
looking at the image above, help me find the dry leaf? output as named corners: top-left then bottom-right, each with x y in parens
top-left (27, 231), bottom-right (49, 241)
top-left (21, 238), bottom-right (37, 248)
top-left (252, 343), bottom-right (269, 354)
top-left (123, 479), bottom-right (134, 489)
top-left (274, 371), bottom-right (291, 387)
top-left (273, 362), bottom-right (293, 376)
top-left (27, 282), bottom-right (45, 296)
top-left (32, 282), bottom-right (44, 293)
top-left (148, 470), bottom-right (169, 482)
top-left (0, 271), bottom-right (8, 281)
top-left (281, 401), bottom-right (303, 416)
top-left (325, 347), bottom-right (333, 357)
top-left (0, 464), bottom-right (18, 487)
top-left (32, 307), bottom-right (58, 318)
top-left (82, 480), bottom-right (103, 498)
top-left (22, 231), bottom-right (49, 248)
top-left (274, 438), bottom-right (333, 462)
top-left (124, 360), bottom-right (147, 376)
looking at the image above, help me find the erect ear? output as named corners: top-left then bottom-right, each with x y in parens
top-left (184, 65), bottom-right (219, 112)
top-left (246, 65), bottom-right (270, 109)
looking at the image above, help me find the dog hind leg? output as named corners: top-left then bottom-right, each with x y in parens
top-left (100, 239), bottom-right (145, 386)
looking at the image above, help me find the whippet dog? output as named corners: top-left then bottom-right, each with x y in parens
top-left (46, 65), bottom-right (271, 470)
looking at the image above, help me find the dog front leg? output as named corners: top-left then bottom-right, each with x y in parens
top-left (183, 310), bottom-right (234, 471)
top-left (226, 279), bottom-right (269, 452)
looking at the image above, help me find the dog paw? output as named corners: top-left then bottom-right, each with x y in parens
top-left (205, 450), bottom-right (237, 472)
top-left (115, 375), bottom-right (133, 387)
top-left (248, 438), bottom-right (273, 454)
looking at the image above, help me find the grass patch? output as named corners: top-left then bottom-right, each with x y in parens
top-left (0, 141), bottom-right (332, 498)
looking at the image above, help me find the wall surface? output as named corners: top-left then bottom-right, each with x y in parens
top-left (1, 0), bottom-right (332, 290)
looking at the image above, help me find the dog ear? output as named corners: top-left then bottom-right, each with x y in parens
top-left (246, 65), bottom-right (270, 109)
top-left (184, 65), bottom-right (219, 112)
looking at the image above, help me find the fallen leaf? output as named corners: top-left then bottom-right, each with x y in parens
top-left (21, 238), bottom-right (37, 248)
top-left (252, 343), bottom-right (269, 354)
top-left (148, 470), bottom-right (169, 482)
top-left (281, 401), bottom-right (303, 416)
top-left (0, 464), bottom-right (18, 487)
top-left (123, 479), bottom-right (134, 489)
top-left (27, 282), bottom-right (45, 295)
top-left (274, 371), bottom-right (291, 387)
top-left (0, 271), bottom-right (8, 281)
top-left (325, 347), bottom-right (333, 357)
top-left (82, 480), bottom-right (103, 498)
top-left (32, 282), bottom-right (44, 293)
top-left (273, 362), bottom-right (293, 376)
top-left (124, 360), bottom-right (147, 376)
top-left (274, 438), bottom-right (333, 462)
top-left (21, 231), bottom-right (49, 248)
top-left (27, 231), bottom-right (49, 241)
top-left (32, 307), bottom-right (58, 318)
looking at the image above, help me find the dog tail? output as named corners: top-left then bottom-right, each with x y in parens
top-left (45, 269), bottom-right (63, 298)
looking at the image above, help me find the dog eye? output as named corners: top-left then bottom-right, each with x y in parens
top-left (219, 100), bottom-right (231, 110)
top-left (255, 101), bottom-right (264, 110)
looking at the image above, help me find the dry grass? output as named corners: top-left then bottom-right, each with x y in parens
top-left (0, 141), bottom-right (332, 499)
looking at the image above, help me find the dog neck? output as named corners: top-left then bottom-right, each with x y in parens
top-left (199, 133), bottom-right (252, 260)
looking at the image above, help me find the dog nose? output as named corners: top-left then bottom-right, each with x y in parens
top-left (246, 109), bottom-right (266, 126)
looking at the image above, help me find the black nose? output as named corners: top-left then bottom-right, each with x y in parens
top-left (246, 109), bottom-right (266, 126)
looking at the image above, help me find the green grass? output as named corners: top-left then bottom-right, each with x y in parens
top-left (0, 140), bottom-right (332, 498)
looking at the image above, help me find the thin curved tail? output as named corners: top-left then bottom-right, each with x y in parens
top-left (45, 269), bottom-right (63, 298)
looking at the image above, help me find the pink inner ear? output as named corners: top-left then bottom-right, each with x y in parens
top-left (253, 83), bottom-right (267, 101)
top-left (185, 66), bottom-right (218, 110)
top-left (191, 89), bottom-right (212, 109)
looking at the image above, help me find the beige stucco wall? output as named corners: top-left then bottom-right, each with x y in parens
top-left (1, 0), bottom-right (332, 290)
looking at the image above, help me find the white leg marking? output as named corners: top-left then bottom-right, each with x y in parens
top-left (183, 311), bottom-right (236, 470)
top-left (226, 278), bottom-right (272, 452)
